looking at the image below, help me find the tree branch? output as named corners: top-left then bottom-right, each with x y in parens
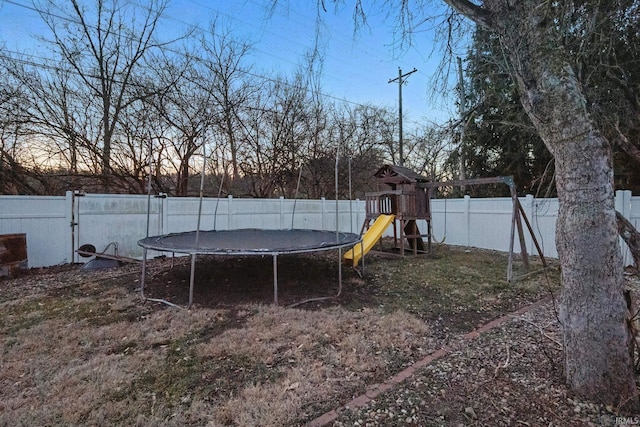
top-left (443, 0), bottom-right (493, 29)
top-left (611, 121), bottom-right (640, 166)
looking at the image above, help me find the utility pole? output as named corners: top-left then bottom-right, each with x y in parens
top-left (456, 57), bottom-right (467, 191)
top-left (388, 67), bottom-right (417, 167)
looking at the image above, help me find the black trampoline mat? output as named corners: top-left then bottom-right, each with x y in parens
top-left (138, 229), bottom-right (361, 255)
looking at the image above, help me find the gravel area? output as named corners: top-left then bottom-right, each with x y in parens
top-left (330, 300), bottom-right (629, 426)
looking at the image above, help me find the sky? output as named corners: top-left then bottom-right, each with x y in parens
top-left (0, 0), bottom-right (469, 129)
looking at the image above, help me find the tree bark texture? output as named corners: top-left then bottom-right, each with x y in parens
top-left (445, 0), bottom-right (639, 409)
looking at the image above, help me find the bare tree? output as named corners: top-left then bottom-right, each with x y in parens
top-left (237, 98), bottom-right (274, 197)
top-left (142, 52), bottom-right (215, 196)
top-left (233, 68), bottom-right (313, 198)
top-left (198, 20), bottom-right (255, 182)
top-left (0, 74), bottom-right (37, 193)
top-left (2, 55), bottom-right (100, 177)
top-left (341, 104), bottom-right (397, 164)
top-left (36, 0), bottom-right (174, 189)
top-left (405, 124), bottom-right (452, 182)
top-left (328, 103), bottom-right (393, 197)
top-left (113, 95), bottom-right (159, 194)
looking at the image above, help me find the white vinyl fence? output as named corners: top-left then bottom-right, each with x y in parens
top-left (0, 190), bottom-right (638, 269)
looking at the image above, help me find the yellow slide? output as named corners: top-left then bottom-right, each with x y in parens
top-left (343, 214), bottom-right (395, 267)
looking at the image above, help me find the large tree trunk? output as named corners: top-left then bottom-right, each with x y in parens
top-left (443, 0), bottom-right (640, 409)
top-left (509, 16), bottom-right (639, 412)
top-left (552, 116), bottom-right (637, 408)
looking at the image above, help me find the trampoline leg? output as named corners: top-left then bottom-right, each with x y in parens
top-left (337, 248), bottom-right (342, 297)
top-left (140, 248), bottom-right (148, 301)
top-left (273, 254), bottom-right (278, 305)
top-left (188, 253), bottom-right (196, 309)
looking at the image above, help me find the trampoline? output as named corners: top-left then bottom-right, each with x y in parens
top-left (138, 229), bottom-right (362, 308)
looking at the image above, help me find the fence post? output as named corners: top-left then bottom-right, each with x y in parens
top-left (161, 196), bottom-right (168, 235)
top-left (280, 196), bottom-right (285, 229)
top-left (615, 190), bottom-right (632, 219)
top-left (65, 191), bottom-right (74, 264)
top-left (463, 195), bottom-right (471, 247)
top-left (524, 194), bottom-right (535, 254)
top-left (354, 199), bottom-right (361, 234)
top-left (227, 195), bottom-right (233, 229)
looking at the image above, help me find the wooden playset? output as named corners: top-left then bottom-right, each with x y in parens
top-left (363, 164), bottom-right (432, 255)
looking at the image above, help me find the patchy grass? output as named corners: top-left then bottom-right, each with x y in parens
top-left (347, 244), bottom-right (558, 333)
top-left (0, 245), bottom-right (562, 426)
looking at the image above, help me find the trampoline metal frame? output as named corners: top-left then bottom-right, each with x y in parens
top-left (140, 141), bottom-right (363, 309)
top-left (138, 230), bottom-right (363, 308)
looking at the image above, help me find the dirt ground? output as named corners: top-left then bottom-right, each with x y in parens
top-left (0, 243), bottom-right (636, 426)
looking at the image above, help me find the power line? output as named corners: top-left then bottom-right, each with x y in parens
top-left (1, 0), bottom-right (431, 128)
top-left (388, 67), bottom-right (418, 166)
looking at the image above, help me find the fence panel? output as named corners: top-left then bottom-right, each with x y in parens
top-left (0, 195), bottom-right (68, 267)
top-left (526, 197), bottom-right (559, 259)
top-left (428, 198), bottom-right (466, 246)
top-left (165, 197), bottom-right (216, 233)
top-left (2, 192), bottom-right (638, 268)
top-left (72, 194), bottom-right (152, 261)
top-left (429, 196), bottom-right (560, 259)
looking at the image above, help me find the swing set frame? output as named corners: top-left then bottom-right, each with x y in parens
top-left (423, 175), bottom-right (547, 282)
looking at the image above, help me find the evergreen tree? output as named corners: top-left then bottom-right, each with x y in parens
top-left (460, 27), bottom-right (554, 197)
